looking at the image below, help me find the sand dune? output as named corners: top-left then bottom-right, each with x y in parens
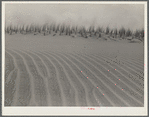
top-left (5, 34), bottom-right (144, 106)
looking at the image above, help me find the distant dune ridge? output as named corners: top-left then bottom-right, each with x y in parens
top-left (5, 23), bottom-right (144, 43)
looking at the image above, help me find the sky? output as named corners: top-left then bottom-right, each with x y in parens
top-left (5, 3), bottom-right (144, 31)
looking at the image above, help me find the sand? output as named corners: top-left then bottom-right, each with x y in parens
top-left (5, 33), bottom-right (144, 106)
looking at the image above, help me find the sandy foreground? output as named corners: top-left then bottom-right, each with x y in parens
top-left (5, 33), bottom-right (144, 106)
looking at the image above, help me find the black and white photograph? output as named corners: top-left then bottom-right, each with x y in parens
top-left (2, 1), bottom-right (148, 116)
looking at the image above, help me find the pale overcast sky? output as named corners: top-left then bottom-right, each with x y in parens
top-left (5, 3), bottom-right (144, 30)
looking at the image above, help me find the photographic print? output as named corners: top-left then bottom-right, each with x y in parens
top-left (2, 1), bottom-right (148, 116)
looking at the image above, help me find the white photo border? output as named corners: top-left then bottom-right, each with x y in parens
top-left (2, 1), bottom-right (148, 116)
